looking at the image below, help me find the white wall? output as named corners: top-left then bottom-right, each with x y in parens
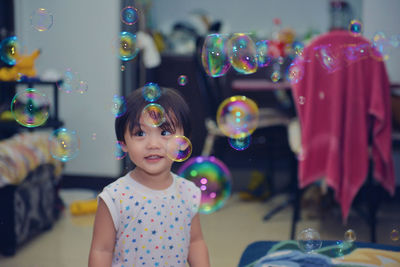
top-left (151, 0), bottom-right (331, 38)
top-left (14, 0), bottom-right (121, 177)
top-left (363, 0), bottom-right (400, 83)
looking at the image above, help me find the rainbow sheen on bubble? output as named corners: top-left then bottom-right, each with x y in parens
top-left (166, 135), bottom-right (192, 162)
top-left (142, 103), bottom-right (165, 127)
top-left (256, 40), bottom-right (272, 67)
top-left (292, 41), bottom-right (305, 56)
top-left (228, 136), bottom-right (251, 151)
top-left (344, 229), bottom-right (356, 242)
top-left (115, 141), bottom-right (127, 160)
top-left (30, 8), bottom-right (53, 32)
top-left (349, 20), bottom-right (362, 35)
top-left (177, 75), bottom-right (188, 86)
top-left (391, 228), bottom-right (399, 241)
top-left (57, 68), bottom-right (81, 94)
top-left (271, 70), bottom-right (281, 83)
top-left (0, 36), bottom-right (19, 65)
top-left (297, 228), bottom-right (322, 253)
top-left (216, 95), bottom-right (259, 139)
top-left (142, 82), bottom-right (161, 102)
top-left (49, 128), bottom-right (80, 162)
top-left (111, 95), bottom-right (127, 118)
top-left (286, 62), bottom-right (304, 84)
top-left (343, 43), bottom-right (369, 63)
top-left (178, 156), bottom-right (232, 214)
top-left (314, 44), bottom-right (342, 73)
top-left (201, 34), bottom-right (231, 77)
top-left (371, 31), bottom-right (391, 61)
top-left (118, 31), bottom-right (139, 61)
top-left (228, 33), bottom-right (258, 74)
top-left (120, 6), bottom-right (138, 25)
top-left (11, 88), bottom-right (50, 127)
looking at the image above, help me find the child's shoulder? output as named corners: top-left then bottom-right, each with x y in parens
top-left (102, 173), bottom-right (133, 194)
top-left (173, 173), bottom-right (201, 194)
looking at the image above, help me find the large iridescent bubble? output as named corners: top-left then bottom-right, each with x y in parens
top-left (49, 128), bottom-right (80, 162)
top-left (216, 95), bottom-right (259, 139)
top-left (228, 33), bottom-right (258, 74)
top-left (0, 36), bottom-right (19, 65)
top-left (201, 34), bottom-right (231, 77)
top-left (166, 135), bottom-right (192, 162)
top-left (11, 88), bottom-right (50, 127)
top-left (142, 103), bottom-right (165, 127)
top-left (118, 31), bottom-right (139, 61)
top-left (178, 156), bottom-right (232, 214)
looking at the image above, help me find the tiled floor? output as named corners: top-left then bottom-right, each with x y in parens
top-left (0, 190), bottom-right (399, 267)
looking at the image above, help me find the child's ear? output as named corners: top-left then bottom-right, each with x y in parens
top-left (120, 141), bottom-right (128, 152)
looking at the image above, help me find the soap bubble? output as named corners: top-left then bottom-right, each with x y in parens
top-left (286, 61), bottom-right (304, 84)
top-left (142, 103), bottom-right (165, 127)
top-left (30, 8), bottom-right (53, 32)
top-left (216, 95), bottom-right (259, 139)
top-left (166, 135), bottom-right (192, 162)
top-left (271, 70), bottom-right (281, 83)
top-left (118, 31), bottom-right (139, 61)
top-left (115, 141), bottom-right (127, 160)
top-left (120, 6), bottom-right (138, 25)
top-left (292, 41), bottom-right (305, 56)
top-left (201, 34), bottom-right (231, 77)
top-left (256, 40), bottom-right (272, 67)
top-left (177, 75), bottom-right (188, 86)
top-left (344, 229), bottom-right (356, 242)
top-left (49, 128), bottom-right (80, 162)
top-left (11, 88), bottom-right (50, 127)
top-left (76, 80), bottom-right (88, 94)
top-left (142, 82), bottom-right (161, 102)
top-left (371, 31), bottom-right (391, 61)
top-left (391, 228), bottom-right (399, 241)
top-left (178, 156), bottom-right (232, 214)
top-left (0, 36), bottom-right (19, 65)
top-left (228, 33), bottom-right (258, 75)
top-left (111, 95), bottom-right (127, 118)
top-left (349, 20), bottom-right (362, 35)
top-left (297, 228), bottom-right (322, 253)
top-left (228, 136), bottom-right (251, 151)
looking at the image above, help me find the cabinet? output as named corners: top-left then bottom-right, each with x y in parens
top-left (0, 80), bottom-right (63, 139)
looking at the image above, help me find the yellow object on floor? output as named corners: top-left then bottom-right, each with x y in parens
top-left (69, 198), bottom-right (98, 216)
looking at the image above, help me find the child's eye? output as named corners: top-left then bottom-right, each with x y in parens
top-left (134, 130), bottom-right (146, 137)
top-left (161, 130), bottom-right (171, 136)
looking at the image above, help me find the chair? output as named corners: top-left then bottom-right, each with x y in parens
top-left (290, 29), bottom-right (396, 242)
top-left (195, 36), bottom-right (301, 238)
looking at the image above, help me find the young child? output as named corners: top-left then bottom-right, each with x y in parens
top-left (89, 87), bottom-right (210, 267)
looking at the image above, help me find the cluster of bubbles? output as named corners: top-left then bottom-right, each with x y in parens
top-left (201, 32), bottom-right (309, 87)
top-left (0, 36), bottom-right (19, 65)
top-left (116, 5), bottom-right (139, 63)
top-left (141, 82), bottom-right (193, 162)
top-left (30, 8), bottom-right (53, 32)
top-left (49, 128), bottom-right (80, 162)
top-left (297, 228), bottom-right (322, 253)
top-left (178, 156), bottom-right (232, 214)
top-left (57, 68), bottom-right (88, 94)
top-left (10, 88), bottom-right (50, 127)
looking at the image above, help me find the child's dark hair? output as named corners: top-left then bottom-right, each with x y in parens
top-left (115, 87), bottom-right (192, 143)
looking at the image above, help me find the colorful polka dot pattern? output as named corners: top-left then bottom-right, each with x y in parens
top-left (99, 173), bottom-right (201, 267)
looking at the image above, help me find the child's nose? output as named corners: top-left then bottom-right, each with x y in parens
top-left (146, 134), bottom-right (162, 149)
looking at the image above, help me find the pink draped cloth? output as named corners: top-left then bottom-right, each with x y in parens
top-left (291, 30), bottom-right (395, 221)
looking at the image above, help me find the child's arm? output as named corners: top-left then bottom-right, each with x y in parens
top-left (88, 198), bottom-right (116, 267)
top-left (188, 214), bottom-right (210, 267)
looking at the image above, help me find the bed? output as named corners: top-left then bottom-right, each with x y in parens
top-left (0, 132), bottom-right (64, 256)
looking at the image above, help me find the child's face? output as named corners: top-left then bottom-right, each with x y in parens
top-left (121, 114), bottom-right (184, 176)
